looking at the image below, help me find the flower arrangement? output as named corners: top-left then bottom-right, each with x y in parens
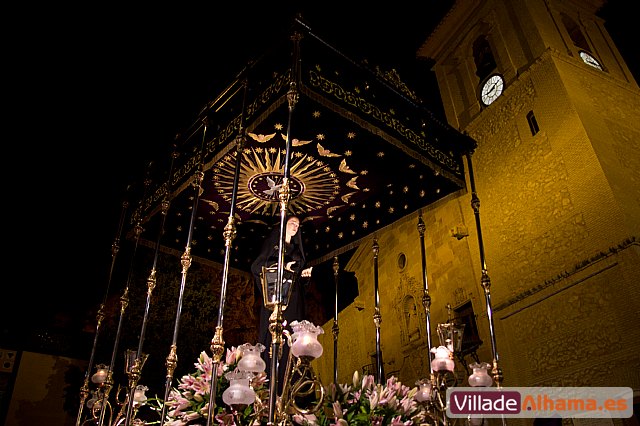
top-left (149, 347), bottom-right (432, 426)
top-left (149, 346), bottom-right (269, 425)
top-left (301, 371), bottom-right (428, 426)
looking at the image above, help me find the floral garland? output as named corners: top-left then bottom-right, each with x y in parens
top-left (148, 347), bottom-right (432, 426)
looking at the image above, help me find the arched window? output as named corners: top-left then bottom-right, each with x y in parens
top-left (561, 13), bottom-right (589, 51)
top-left (473, 36), bottom-right (497, 80)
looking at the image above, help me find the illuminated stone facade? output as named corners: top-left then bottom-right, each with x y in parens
top-left (313, 0), bottom-right (640, 405)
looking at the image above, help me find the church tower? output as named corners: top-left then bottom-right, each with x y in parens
top-left (417, 0), bottom-right (640, 392)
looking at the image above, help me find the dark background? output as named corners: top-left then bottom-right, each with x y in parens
top-left (4, 0), bottom-right (635, 345)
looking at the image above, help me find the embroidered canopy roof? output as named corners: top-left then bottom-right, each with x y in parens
top-left (133, 20), bottom-right (476, 271)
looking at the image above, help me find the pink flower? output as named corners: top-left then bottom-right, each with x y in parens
top-left (332, 400), bottom-right (343, 419)
top-left (386, 395), bottom-right (398, 410)
top-left (225, 346), bottom-right (240, 365)
top-left (215, 411), bottom-right (235, 425)
top-left (216, 361), bottom-right (226, 378)
top-left (196, 351), bottom-right (213, 379)
top-left (293, 413), bottom-right (319, 425)
top-left (328, 382), bottom-right (337, 400)
top-left (352, 370), bottom-right (360, 388)
top-left (251, 371), bottom-right (267, 388)
top-left (390, 415), bottom-right (412, 426)
top-left (361, 374), bottom-right (375, 390)
top-left (167, 392), bottom-right (191, 411)
top-left (184, 411), bottom-right (202, 422)
top-left (398, 395), bottom-right (417, 415)
top-left (368, 389), bottom-right (380, 409)
top-left (179, 375), bottom-right (197, 389)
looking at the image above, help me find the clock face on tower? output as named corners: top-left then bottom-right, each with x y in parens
top-left (579, 51), bottom-right (603, 70)
top-left (480, 74), bottom-right (505, 106)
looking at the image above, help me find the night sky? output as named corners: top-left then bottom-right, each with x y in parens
top-left (4, 1), bottom-right (635, 338)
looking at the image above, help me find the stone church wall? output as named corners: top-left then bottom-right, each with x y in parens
top-left (312, 52), bottom-right (640, 394)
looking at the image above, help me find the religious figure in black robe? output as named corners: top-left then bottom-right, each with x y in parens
top-left (250, 215), bottom-right (312, 389)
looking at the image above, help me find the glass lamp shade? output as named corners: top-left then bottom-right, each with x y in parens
top-left (290, 320), bottom-right (324, 359)
top-left (468, 362), bottom-right (493, 387)
top-left (133, 385), bottom-right (149, 404)
top-left (237, 343), bottom-right (266, 374)
top-left (414, 380), bottom-right (433, 402)
top-left (91, 364), bottom-right (109, 384)
top-left (430, 346), bottom-right (455, 372)
top-left (222, 370), bottom-right (256, 407)
top-left (86, 390), bottom-right (100, 408)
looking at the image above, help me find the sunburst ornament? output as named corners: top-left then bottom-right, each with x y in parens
top-left (212, 147), bottom-right (341, 216)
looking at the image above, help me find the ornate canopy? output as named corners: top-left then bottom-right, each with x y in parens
top-left (134, 19), bottom-right (476, 271)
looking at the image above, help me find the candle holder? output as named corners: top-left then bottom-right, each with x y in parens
top-left (290, 320), bottom-right (324, 359)
top-left (85, 352), bottom-right (150, 426)
top-left (132, 385), bottom-right (149, 406)
top-left (223, 369), bottom-right (257, 408)
top-left (237, 343), bottom-right (267, 374)
top-left (430, 346), bottom-right (455, 374)
top-left (91, 364), bottom-right (109, 385)
top-left (468, 362), bottom-right (493, 387)
top-left (415, 378), bottom-right (433, 403)
top-left (277, 320), bottom-right (326, 421)
top-left (412, 313), bottom-right (466, 425)
top-left (87, 364), bottom-right (114, 424)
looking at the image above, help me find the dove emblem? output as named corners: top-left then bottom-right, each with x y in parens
top-left (263, 176), bottom-right (282, 197)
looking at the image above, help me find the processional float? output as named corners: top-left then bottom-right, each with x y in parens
top-left (77, 14), bottom-right (504, 426)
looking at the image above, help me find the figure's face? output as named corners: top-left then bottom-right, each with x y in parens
top-left (286, 217), bottom-right (300, 237)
